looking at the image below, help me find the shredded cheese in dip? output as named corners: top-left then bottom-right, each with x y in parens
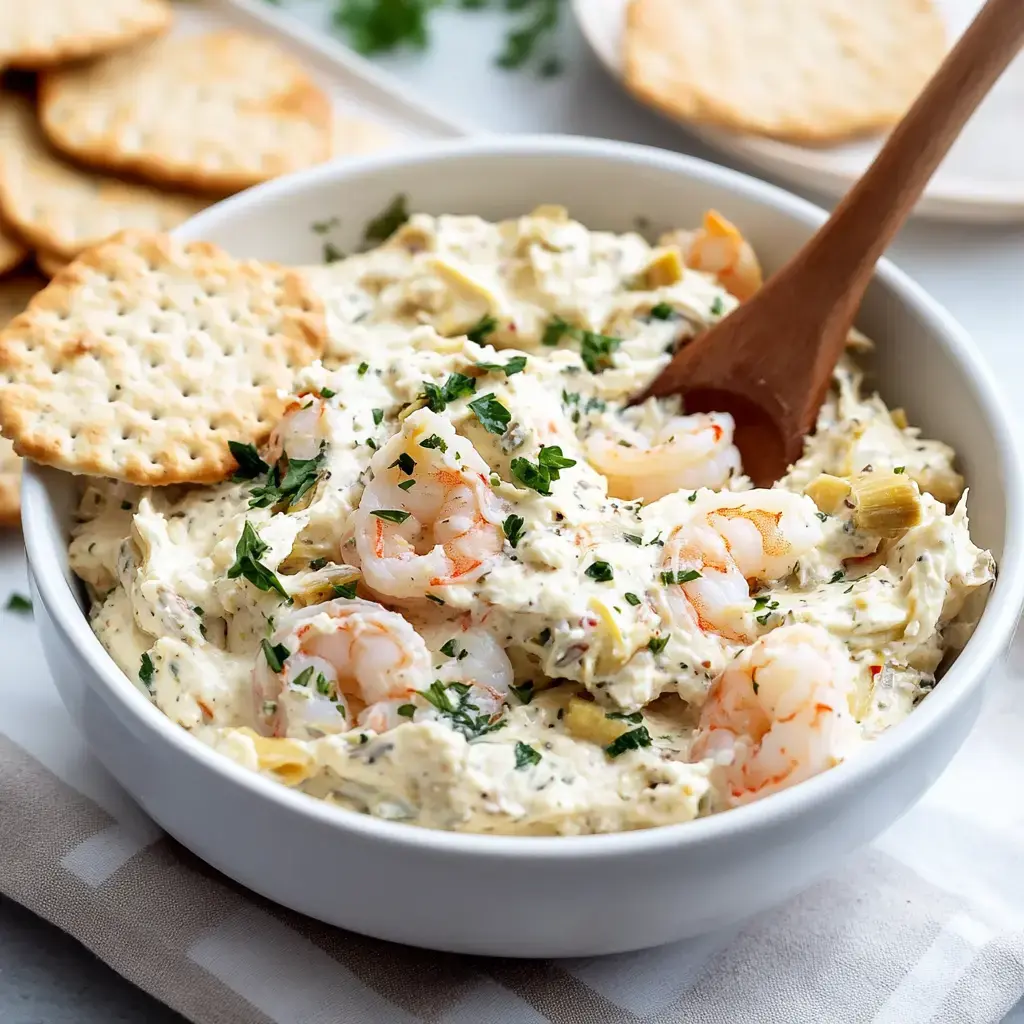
top-left (70, 206), bottom-right (995, 835)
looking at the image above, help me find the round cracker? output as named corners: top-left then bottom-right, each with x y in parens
top-left (0, 273), bottom-right (44, 525)
top-left (0, 94), bottom-right (208, 260)
top-left (0, 222), bottom-right (27, 277)
top-left (623, 0), bottom-right (946, 143)
top-left (0, 231), bottom-right (326, 485)
top-left (39, 31), bottom-right (333, 193)
top-left (35, 249), bottom-right (69, 279)
top-left (332, 114), bottom-right (397, 158)
top-left (0, 0), bottom-right (171, 70)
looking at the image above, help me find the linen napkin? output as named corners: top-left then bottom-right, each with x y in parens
top-left (1, 531), bottom-right (1022, 1024)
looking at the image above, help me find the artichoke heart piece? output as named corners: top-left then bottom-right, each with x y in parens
top-left (565, 697), bottom-right (632, 747)
top-left (240, 728), bottom-right (316, 787)
top-left (639, 246), bottom-right (684, 289)
top-left (292, 568), bottom-right (363, 608)
top-left (427, 256), bottom-right (504, 337)
top-left (587, 596), bottom-right (638, 673)
top-left (804, 473), bottom-right (852, 515)
top-left (851, 472), bottom-right (922, 538)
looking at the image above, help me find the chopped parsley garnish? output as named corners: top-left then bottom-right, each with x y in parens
top-left (357, 362), bottom-right (369, 376)
top-left (333, 580), bottom-right (359, 599)
top-left (605, 726), bottom-right (652, 758)
top-left (362, 193), bottom-right (409, 244)
top-left (542, 316), bottom-right (574, 347)
top-left (687, 492), bottom-right (698, 503)
top-left (323, 241), bottom-right (345, 264)
top-left (607, 711), bottom-right (644, 724)
top-left (292, 666), bottom-right (314, 688)
top-left (419, 680), bottom-right (506, 740)
top-left (421, 372), bottom-right (476, 412)
top-left (475, 355), bottom-right (527, 377)
top-left (829, 570), bottom-right (845, 584)
top-left (466, 314), bottom-right (498, 344)
top-left (816, 511), bottom-right (829, 522)
top-left (228, 522), bottom-right (290, 600)
top-left (228, 441), bottom-right (269, 480)
top-left (514, 741), bottom-right (542, 770)
top-left (710, 296), bottom-right (725, 317)
top-left (649, 302), bottom-right (677, 320)
top-left (419, 434), bottom-right (448, 452)
top-left (139, 652), bottom-right (154, 688)
top-left (585, 560), bottom-right (614, 582)
top-left (398, 479), bottom-right (416, 491)
top-left (894, 466), bottom-right (906, 474)
top-left (372, 408), bottom-right (384, 426)
top-left (389, 453), bottom-right (416, 475)
top-left (540, 316), bottom-right (621, 372)
top-left (468, 393), bottom-right (511, 435)
top-left (624, 592), bottom-right (641, 606)
top-left (309, 557), bottom-right (328, 571)
top-left (5, 592), bottom-right (32, 613)
top-left (503, 514), bottom-right (525, 548)
top-left (397, 703), bottom-right (416, 718)
top-left (440, 638), bottom-right (459, 658)
top-left (510, 444), bottom-right (576, 495)
top-left (660, 569), bottom-right (702, 585)
top-left (371, 509), bottom-right (412, 524)
top-left (510, 681), bottom-right (535, 704)
top-left (647, 636), bottom-right (669, 655)
top-left (623, 533), bottom-right (643, 545)
top-left (261, 639), bottom-right (290, 673)
top-left (580, 330), bottom-right (621, 374)
top-left (334, 0), bottom-right (562, 77)
top-left (248, 444), bottom-right (326, 510)
top-left (316, 672), bottom-right (332, 696)
top-left (320, 387), bottom-right (336, 399)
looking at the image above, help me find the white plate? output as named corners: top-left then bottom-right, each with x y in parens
top-left (572, 0), bottom-right (1024, 222)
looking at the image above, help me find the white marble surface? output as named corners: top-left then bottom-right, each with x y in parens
top-left (4, 4), bottom-right (1024, 1021)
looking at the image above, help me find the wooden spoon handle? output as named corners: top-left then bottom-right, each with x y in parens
top-left (787, 0), bottom-right (1024, 321)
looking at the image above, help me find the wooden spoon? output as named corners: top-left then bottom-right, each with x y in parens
top-left (637, 0), bottom-right (1024, 487)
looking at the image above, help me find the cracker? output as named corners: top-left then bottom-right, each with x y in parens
top-left (0, 0), bottom-right (171, 70)
top-left (35, 249), bottom-right (69, 279)
top-left (623, 0), bottom-right (945, 143)
top-left (0, 94), bottom-right (208, 260)
top-left (0, 232), bottom-right (327, 485)
top-left (0, 222), bottom-right (27, 277)
top-left (39, 31), bottom-right (333, 193)
top-left (0, 273), bottom-right (44, 525)
top-left (332, 114), bottom-right (397, 158)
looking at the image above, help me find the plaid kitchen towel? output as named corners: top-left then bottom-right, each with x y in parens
top-left (2, 536), bottom-right (1023, 1024)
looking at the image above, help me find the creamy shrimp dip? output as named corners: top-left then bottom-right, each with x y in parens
top-left (70, 206), bottom-right (994, 836)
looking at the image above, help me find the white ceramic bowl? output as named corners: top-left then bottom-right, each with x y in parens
top-left (22, 137), bottom-right (1024, 957)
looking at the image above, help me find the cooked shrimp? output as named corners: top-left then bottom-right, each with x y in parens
top-left (267, 395), bottom-right (330, 463)
top-left (352, 408), bottom-right (508, 600)
top-left (426, 625), bottom-right (514, 720)
top-left (690, 623), bottom-right (863, 806)
top-left (664, 210), bottom-right (763, 301)
top-left (253, 597), bottom-right (432, 739)
top-left (659, 489), bottom-right (823, 640)
top-left (585, 409), bottom-right (741, 502)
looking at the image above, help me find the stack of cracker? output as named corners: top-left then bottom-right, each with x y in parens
top-left (0, 2), bottom-right (394, 523)
top-left (622, 0), bottom-right (946, 144)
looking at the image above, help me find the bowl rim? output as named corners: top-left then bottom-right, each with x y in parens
top-left (23, 134), bottom-right (1024, 858)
